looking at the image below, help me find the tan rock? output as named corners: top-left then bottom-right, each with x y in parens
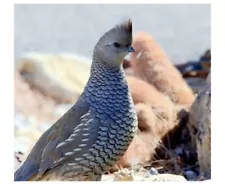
top-left (130, 32), bottom-right (195, 107)
top-left (102, 167), bottom-right (186, 181)
top-left (188, 71), bottom-right (211, 178)
top-left (146, 174), bottom-right (186, 181)
top-left (16, 53), bottom-right (91, 103)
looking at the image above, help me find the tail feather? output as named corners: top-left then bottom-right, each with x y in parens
top-left (14, 160), bottom-right (39, 181)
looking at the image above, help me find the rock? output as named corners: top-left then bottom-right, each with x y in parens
top-left (176, 49), bottom-right (211, 93)
top-left (176, 49), bottom-right (211, 79)
top-left (146, 174), bottom-right (186, 181)
top-left (188, 71), bottom-right (211, 179)
top-left (16, 52), bottom-right (91, 103)
top-left (176, 62), bottom-right (203, 77)
top-left (14, 71), bottom-right (57, 123)
top-left (149, 167), bottom-right (158, 175)
top-left (130, 32), bottom-right (195, 107)
top-left (199, 49), bottom-right (211, 76)
top-left (184, 170), bottom-right (198, 181)
top-left (101, 174), bottom-right (115, 181)
top-left (113, 168), bottom-right (134, 181)
top-left (206, 70), bottom-right (211, 83)
top-left (102, 168), bottom-right (186, 181)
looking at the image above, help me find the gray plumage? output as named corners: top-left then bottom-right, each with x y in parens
top-left (14, 19), bottom-right (138, 181)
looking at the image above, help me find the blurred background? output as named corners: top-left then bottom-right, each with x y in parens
top-left (14, 4), bottom-right (211, 180)
top-left (15, 4), bottom-right (210, 62)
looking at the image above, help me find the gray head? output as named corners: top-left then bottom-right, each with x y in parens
top-left (93, 19), bottom-right (135, 68)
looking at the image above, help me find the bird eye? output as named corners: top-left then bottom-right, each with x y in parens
top-left (113, 43), bottom-right (120, 48)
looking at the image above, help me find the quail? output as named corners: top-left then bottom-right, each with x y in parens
top-left (14, 20), bottom-right (138, 181)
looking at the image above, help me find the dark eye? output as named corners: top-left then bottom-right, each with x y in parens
top-left (113, 42), bottom-right (120, 48)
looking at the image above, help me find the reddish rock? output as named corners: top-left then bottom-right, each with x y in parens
top-left (130, 32), bottom-right (195, 107)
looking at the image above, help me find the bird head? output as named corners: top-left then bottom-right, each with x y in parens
top-left (94, 19), bottom-right (135, 68)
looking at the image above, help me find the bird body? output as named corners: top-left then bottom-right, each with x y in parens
top-left (15, 20), bottom-right (138, 181)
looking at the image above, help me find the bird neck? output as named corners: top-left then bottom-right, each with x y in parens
top-left (89, 61), bottom-right (126, 86)
top-left (84, 59), bottom-right (135, 122)
top-left (84, 60), bottom-right (130, 103)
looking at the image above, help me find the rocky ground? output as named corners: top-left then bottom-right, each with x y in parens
top-left (14, 50), bottom-right (211, 181)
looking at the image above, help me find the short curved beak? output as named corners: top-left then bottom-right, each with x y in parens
top-left (127, 46), bottom-right (135, 52)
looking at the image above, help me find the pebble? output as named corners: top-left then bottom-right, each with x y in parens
top-left (146, 174), bottom-right (187, 181)
top-left (149, 167), bottom-right (159, 175)
top-left (184, 170), bottom-right (198, 181)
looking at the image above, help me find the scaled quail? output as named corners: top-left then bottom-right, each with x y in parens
top-left (14, 20), bottom-right (138, 181)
